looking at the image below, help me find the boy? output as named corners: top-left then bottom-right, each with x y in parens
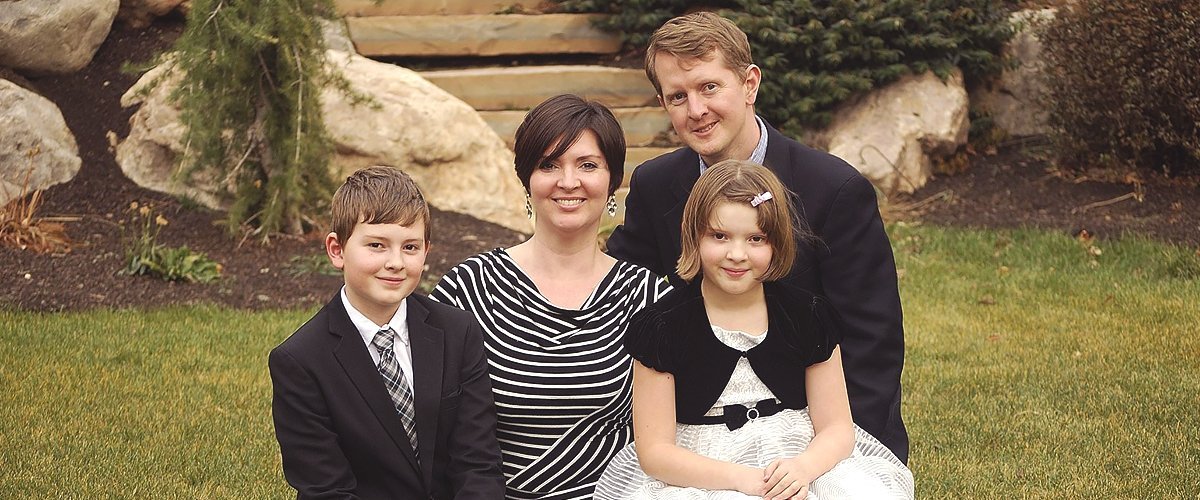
top-left (269, 166), bottom-right (505, 499)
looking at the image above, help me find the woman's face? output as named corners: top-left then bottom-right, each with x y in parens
top-left (528, 130), bottom-right (612, 236)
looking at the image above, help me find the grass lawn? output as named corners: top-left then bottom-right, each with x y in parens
top-left (2, 225), bottom-right (1198, 498)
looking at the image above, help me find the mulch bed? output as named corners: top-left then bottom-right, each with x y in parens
top-left (2, 18), bottom-right (1196, 312)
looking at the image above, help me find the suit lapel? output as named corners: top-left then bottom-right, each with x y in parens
top-left (663, 154), bottom-right (700, 276)
top-left (329, 299), bottom-right (422, 474)
top-left (407, 296), bottom-right (444, 489)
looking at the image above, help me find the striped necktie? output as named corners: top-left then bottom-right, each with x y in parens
top-left (371, 327), bottom-right (419, 459)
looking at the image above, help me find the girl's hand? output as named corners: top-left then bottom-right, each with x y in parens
top-left (762, 456), bottom-right (812, 499)
top-left (731, 464), bottom-right (768, 496)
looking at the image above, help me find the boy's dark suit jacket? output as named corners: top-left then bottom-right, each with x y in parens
top-left (607, 121), bottom-right (909, 463)
top-left (269, 292), bottom-right (505, 499)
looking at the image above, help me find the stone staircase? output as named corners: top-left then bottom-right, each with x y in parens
top-left (333, 0), bottom-right (677, 222)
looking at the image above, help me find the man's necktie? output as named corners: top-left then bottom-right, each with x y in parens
top-left (371, 328), bottom-right (419, 459)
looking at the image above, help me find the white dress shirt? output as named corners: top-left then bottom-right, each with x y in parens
top-left (340, 287), bottom-right (415, 385)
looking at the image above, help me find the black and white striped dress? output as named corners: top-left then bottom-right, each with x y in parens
top-left (430, 248), bottom-right (671, 500)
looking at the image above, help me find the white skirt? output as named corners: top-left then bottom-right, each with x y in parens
top-left (593, 408), bottom-right (913, 500)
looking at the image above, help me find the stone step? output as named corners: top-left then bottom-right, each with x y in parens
top-left (335, 0), bottom-right (543, 16)
top-left (480, 107), bottom-right (670, 149)
top-left (419, 66), bottom-right (657, 111)
top-left (622, 147), bottom-right (675, 187)
top-left (346, 14), bottom-right (621, 57)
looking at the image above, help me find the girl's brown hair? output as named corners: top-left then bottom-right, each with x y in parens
top-left (677, 160), bottom-right (809, 282)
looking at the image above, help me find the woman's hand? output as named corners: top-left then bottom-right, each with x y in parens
top-left (761, 456), bottom-right (813, 499)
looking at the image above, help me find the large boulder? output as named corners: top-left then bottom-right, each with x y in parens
top-left (117, 51), bottom-right (531, 233)
top-left (971, 9), bottom-right (1056, 137)
top-left (0, 0), bottom-right (120, 75)
top-left (0, 79), bottom-right (82, 205)
top-left (809, 70), bottom-right (969, 195)
top-left (116, 0), bottom-right (188, 29)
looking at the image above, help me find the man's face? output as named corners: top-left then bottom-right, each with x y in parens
top-left (654, 51), bottom-right (761, 165)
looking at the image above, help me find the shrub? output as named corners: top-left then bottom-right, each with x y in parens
top-left (558, 0), bottom-right (1012, 136)
top-left (1038, 0), bottom-right (1200, 174)
top-left (0, 169), bottom-right (71, 255)
top-left (121, 202), bottom-right (222, 284)
top-left (164, 0), bottom-right (352, 237)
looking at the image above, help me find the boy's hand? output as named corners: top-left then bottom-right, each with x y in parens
top-left (762, 456), bottom-right (813, 499)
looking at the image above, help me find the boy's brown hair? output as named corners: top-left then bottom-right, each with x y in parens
top-left (330, 165), bottom-right (430, 244)
top-left (677, 160), bottom-right (808, 282)
top-left (644, 11), bottom-right (754, 96)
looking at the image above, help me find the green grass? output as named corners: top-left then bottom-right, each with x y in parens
top-left (2, 224), bottom-right (1198, 498)
top-left (0, 307), bottom-right (307, 498)
top-left (891, 223), bottom-right (1200, 497)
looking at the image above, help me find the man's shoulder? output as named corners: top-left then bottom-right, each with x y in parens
top-left (773, 132), bottom-right (862, 184)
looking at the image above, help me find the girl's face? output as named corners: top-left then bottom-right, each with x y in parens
top-left (698, 201), bottom-right (773, 298)
top-left (528, 129), bottom-right (612, 235)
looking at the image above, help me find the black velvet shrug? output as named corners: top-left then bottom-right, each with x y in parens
top-left (624, 279), bottom-right (845, 424)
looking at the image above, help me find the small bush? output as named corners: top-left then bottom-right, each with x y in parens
top-left (0, 167), bottom-right (71, 255)
top-left (1038, 0), bottom-right (1200, 174)
top-left (1, 189), bottom-right (71, 255)
top-left (558, 0), bottom-right (1012, 136)
top-left (121, 201), bottom-right (222, 283)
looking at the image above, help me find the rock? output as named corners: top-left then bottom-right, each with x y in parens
top-left (0, 79), bottom-right (82, 206)
top-left (809, 70), bottom-right (969, 195)
top-left (116, 0), bottom-right (187, 29)
top-left (117, 51), bottom-right (531, 233)
top-left (0, 0), bottom-right (120, 75)
top-left (971, 9), bottom-right (1056, 137)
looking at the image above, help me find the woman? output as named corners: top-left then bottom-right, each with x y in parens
top-left (431, 94), bottom-right (671, 499)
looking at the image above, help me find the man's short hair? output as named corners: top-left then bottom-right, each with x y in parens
top-left (330, 165), bottom-right (430, 244)
top-left (677, 160), bottom-right (802, 282)
top-left (645, 11), bottom-right (754, 96)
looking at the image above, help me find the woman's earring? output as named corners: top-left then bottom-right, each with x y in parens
top-left (606, 194), bottom-right (618, 217)
top-left (525, 194), bottom-right (533, 220)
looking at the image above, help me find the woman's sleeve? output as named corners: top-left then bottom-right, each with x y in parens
top-left (429, 265), bottom-right (464, 308)
top-left (624, 306), bottom-right (675, 373)
top-left (808, 295), bottom-right (847, 365)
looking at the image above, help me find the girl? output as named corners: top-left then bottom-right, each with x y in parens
top-left (595, 160), bottom-right (912, 499)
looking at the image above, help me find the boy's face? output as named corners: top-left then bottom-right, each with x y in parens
top-left (654, 50), bottom-right (761, 166)
top-left (326, 219), bottom-right (429, 326)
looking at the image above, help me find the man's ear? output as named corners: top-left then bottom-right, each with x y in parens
top-left (744, 64), bottom-right (762, 105)
top-left (325, 232), bottom-right (346, 270)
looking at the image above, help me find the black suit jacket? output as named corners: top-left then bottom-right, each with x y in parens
top-left (269, 293), bottom-right (505, 499)
top-left (607, 120), bottom-right (909, 462)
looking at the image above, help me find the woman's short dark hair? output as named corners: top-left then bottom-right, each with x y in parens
top-left (513, 94), bottom-right (626, 196)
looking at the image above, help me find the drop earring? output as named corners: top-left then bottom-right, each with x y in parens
top-left (606, 194), bottom-right (618, 217)
top-left (525, 194), bottom-right (533, 219)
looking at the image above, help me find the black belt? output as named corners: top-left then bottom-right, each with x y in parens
top-left (693, 398), bottom-right (787, 431)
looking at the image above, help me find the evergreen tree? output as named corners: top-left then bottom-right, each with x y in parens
top-left (167, 0), bottom-right (349, 237)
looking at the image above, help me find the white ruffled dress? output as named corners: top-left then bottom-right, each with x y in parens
top-left (594, 325), bottom-right (914, 499)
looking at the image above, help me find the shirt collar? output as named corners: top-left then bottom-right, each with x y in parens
top-left (699, 115), bottom-right (769, 174)
top-left (340, 286), bottom-right (409, 346)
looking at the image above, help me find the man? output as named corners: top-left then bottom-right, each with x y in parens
top-left (606, 12), bottom-right (909, 463)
